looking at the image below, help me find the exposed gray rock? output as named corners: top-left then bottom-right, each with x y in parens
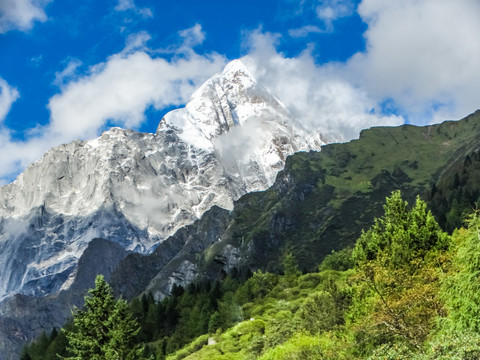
top-left (0, 59), bottom-right (336, 357)
top-left (0, 238), bottom-right (129, 360)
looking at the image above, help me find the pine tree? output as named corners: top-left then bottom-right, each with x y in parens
top-left (62, 275), bottom-right (149, 360)
top-left (104, 298), bottom-right (146, 360)
top-left (282, 252), bottom-right (301, 287)
top-left (282, 252), bottom-right (301, 277)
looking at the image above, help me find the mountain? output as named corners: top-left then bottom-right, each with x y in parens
top-left (109, 110), bottom-right (480, 302)
top-left (22, 111), bottom-right (480, 359)
top-left (4, 57), bottom-right (480, 358)
top-left (0, 59), bottom-right (332, 302)
top-left (0, 60), bottom-right (335, 358)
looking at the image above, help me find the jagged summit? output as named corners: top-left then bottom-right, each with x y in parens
top-left (0, 59), bottom-right (334, 303)
top-left (159, 59), bottom-right (329, 186)
top-left (0, 59), bottom-right (341, 358)
top-left (159, 59), bottom-right (289, 146)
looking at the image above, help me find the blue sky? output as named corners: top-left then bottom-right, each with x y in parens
top-left (1, 0), bottom-right (480, 184)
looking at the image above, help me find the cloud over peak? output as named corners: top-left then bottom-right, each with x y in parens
top-left (48, 49), bottom-right (226, 140)
top-left (241, 30), bottom-right (404, 141)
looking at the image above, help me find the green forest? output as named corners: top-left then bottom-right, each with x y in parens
top-left (21, 191), bottom-right (480, 359)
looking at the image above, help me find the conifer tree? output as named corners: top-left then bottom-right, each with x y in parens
top-left (282, 252), bottom-right (301, 277)
top-left (62, 275), bottom-right (148, 360)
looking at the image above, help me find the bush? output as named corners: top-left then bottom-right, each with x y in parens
top-left (319, 248), bottom-right (354, 272)
top-left (259, 334), bottom-right (324, 360)
top-left (297, 291), bottom-right (340, 334)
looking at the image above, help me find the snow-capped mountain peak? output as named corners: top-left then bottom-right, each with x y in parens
top-left (0, 59), bottom-right (335, 303)
top-left (159, 59), bottom-right (289, 147)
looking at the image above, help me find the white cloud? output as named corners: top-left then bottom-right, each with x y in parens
top-left (122, 31), bottom-right (151, 54)
top-left (178, 24), bottom-right (206, 48)
top-left (152, 24), bottom-right (208, 57)
top-left (0, 134), bottom-right (52, 185)
top-left (0, 78), bottom-right (19, 123)
top-left (0, 0), bottom-right (51, 33)
top-left (242, 30), bottom-right (403, 141)
top-left (115, 0), bottom-right (134, 11)
top-left (283, 0), bottom-right (355, 33)
top-left (48, 50), bottom-right (226, 140)
top-left (114, 0), bottom-right (153, 18)
top-left (0, 79), bottom-right (47, 184)
top-left (53, 58), bottom-right (82, 88)
top-left (316, 0), bottom-right (355, 29)
top-left (349, 0), bottom-right (480, 123)
top-left (29, 55), bottom-right (44, 68)
top-left (282, 0), bottom-right (480, 126)
top-left (0, 30), bottom-right (226, 184)
top-left (288, 25), bottom-right (324, 38)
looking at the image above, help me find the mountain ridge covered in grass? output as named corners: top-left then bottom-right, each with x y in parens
top-left (22, 191), bottom-right (480, 359)
top-left (19, 109), bottom-right (480, 359)
top-left (108, 110), bottom-right (480, 303)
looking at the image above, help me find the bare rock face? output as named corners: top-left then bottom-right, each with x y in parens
top-left (0, 238), bottom-right (129, 360)
top-left (0, 59), bottom-right (337, 358)
top-left (0, 59), bottom-right (333, 303)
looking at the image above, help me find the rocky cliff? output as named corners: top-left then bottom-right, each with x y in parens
top-left (0, 59), bottom-right (336, 358)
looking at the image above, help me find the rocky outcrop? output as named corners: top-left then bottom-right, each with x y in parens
top-left (110, 205), bottom-right (231, 300)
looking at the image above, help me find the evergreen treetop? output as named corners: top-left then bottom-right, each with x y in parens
top-left (62, 275), bottom-right (149, 360)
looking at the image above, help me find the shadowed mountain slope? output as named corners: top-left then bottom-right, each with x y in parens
top-left (110, 110), bottom-right (480, 301)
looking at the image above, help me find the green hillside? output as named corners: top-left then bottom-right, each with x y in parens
top-left (21, 110), bottom-right (480, 359)
top-left (191, 110), bottom-right (480, 276)
top-left (23, 192), bottom-right (480, 359)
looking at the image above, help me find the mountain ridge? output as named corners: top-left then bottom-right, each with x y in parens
top-left (108, 110), bottom-right (480, 302)
top-left (0, 59), bottom-right (333, 304)
top-left (0, 59), bottom-right (335, 358)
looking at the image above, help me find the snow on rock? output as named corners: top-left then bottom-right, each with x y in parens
top-left (0, 59), bottom-right (337, 301)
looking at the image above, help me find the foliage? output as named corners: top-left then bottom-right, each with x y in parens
top-left (428, 150), bottom-right (480, 232)
top-left (258, 333), bottom-right (325, 360)
top-left (318, 248), bottom-right (354, 272)
top-left (62, 275), bottom-right (147, 360)
top-left (25, 190), bottom-right (480, 360)
top-left (441, 211), bottom-right (480, 333)
top-left (298, 276), bottom-right (350, 335)
top-left (21, 323), bottom-right (72, 360)
top-left (353, 191), bottom-right (449, 267)
top-left (282, 252), bottom-right (301, 277)
top-left (351, 191), bottom-right (450, 351)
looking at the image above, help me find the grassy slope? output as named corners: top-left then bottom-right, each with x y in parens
top-left (165, 269), bottom-right (353, 360)
top-left (194, 111), bottom-right (480, 275)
